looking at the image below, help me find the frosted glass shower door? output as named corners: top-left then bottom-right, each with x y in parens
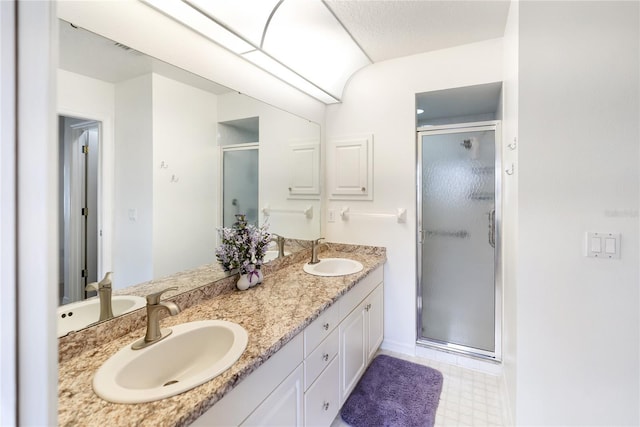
top-left (222, 146), bottom-right (259, 227)
top-left (418, 124), bottom-right (499, 357)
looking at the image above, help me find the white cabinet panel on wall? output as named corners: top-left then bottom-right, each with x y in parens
top-left (288, 141), bottom-right (320, 199)
top-left (327, 134), bottom-right (373, 200)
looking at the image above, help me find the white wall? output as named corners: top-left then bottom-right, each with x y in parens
top-left (152, 74), bottom-right (219, 278)
top-left (0, 3), bottom-right (18, 421)
top-left (114, 74), bottom-right (154, 288)
top-left (16, 1), bottom-right (58, 424)
top-left (517, 1), bottom-right (639, 425)
top-left (501, 0), bottom-right (519, 423)
top-left (57, 69), bottom-right (114, 118)
top-left (325, 38), bottom-right (504, 354)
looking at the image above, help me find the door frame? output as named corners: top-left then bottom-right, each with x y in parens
top-left (416, 120), bottom-right (503, 361)
top-left (64, 119), bottom-right (98, 303)
top-left (58, 109), bottom-right (113, 302)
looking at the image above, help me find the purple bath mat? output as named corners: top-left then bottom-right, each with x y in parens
top-left (341, 354), bottom-right (443, 427)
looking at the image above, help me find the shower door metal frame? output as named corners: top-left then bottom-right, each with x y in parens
top-left (416, 120), bottom-right (502, 361)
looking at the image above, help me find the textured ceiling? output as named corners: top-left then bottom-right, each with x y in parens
top-left (324, 0), bottom-right (511, 62)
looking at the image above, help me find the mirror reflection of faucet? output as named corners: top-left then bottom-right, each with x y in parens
top-left (271, 234), bottom-right (286, 258)
top-left (131, 287), bottom-right (181, 350)
top-left (85, 272), bottom-right (114, 322)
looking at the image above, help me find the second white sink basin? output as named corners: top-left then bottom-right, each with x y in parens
top-left (303, 258), bottom-right (364, 277)
top-left (93, 320), bottom-right (248, 403)
top-left (57, 295), bottom-right (146, 338)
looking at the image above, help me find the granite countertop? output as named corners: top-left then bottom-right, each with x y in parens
top-left (58, 244), bottom-right (386, 426)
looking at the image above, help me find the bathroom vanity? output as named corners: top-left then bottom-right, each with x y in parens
top-left (58, 244), bottom-right (385, 426)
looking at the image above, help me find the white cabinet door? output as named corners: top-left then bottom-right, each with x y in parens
top-left (288, 142), bottom-right (320, 197)
top-left (339, 300), bottom-right (367, 404)
top-left (366, 284), bottom-right (384, 362)
top-left (242, 365), bottom-right (304, 427)
top-left (328, 135), bottom-right (373, 201)
top-left (339, 283), bottom-right (385, 404)
top-left (304, 357), bottom-right (340, 427)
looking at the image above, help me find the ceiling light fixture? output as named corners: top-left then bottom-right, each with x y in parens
top-left (142, 0), bottom-right (371, 104)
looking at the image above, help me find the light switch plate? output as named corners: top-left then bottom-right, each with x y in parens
top-left (586, 232), bottom-right (621, 259)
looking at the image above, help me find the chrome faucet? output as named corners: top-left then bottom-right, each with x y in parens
top-left (272, 234), bottom-right (286, 258)
top-left (131, 287), bottom-right (181, 350)
top-left (85, 272), bottom-right (114, 322)
top-left (309, 237), bottom-right (325, 264)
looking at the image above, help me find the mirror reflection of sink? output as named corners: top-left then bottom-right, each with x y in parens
top-left (93, 320), bottom-right (248, 403)
top-left (303, 258), bottom-right (364, 277)
top-left (57, 295), bottom-right (146, 338)
top-left (263, 250), bottom-right (291, 263)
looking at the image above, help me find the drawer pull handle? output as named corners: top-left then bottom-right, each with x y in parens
top-left (322, 353), bottom-right (329, 362)
top-left (323, 401), bottom-right (330, 411)
top-left (365, 303), bottom-right (371, 312)
top-left (322, 323), bottom-right (329, 330)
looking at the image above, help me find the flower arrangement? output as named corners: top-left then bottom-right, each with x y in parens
top-left (216, 214), bottom-right (271, 274)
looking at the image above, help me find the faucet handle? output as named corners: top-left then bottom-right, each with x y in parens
top-left (146, 287), bottom-right (178, 305)
top-left (99, 272), bottom-right (113, 289)
top-left (85, 281), bottom-right (99, 292)
top-left (313, 237), bottom-right (325, 245)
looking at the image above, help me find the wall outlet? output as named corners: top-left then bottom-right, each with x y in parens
top-left (328, 209), bottom-right (336, 223)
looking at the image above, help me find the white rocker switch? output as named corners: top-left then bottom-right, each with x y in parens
top-left (586, 232), bottom-right (620, 259)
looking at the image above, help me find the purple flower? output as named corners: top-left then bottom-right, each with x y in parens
top-left (216, 214), bottom-right (271, 274)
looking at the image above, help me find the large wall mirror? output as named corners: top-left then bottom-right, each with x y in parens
top-left (57, 19), bottom-right (322, 335)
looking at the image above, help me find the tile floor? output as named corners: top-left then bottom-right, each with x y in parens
top-left (332, 350), bottom-right (508, 427)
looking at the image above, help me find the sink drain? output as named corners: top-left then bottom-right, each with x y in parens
top-left (163, 380), bottom-right (179, 387)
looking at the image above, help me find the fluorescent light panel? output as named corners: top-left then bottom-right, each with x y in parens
top-left (262, 0), bottom-right (370, 99)
top-left (243, 50), bottom-right (339, 104)
top-left (142, 0), bottom-right (253, 53)
top-left (185, 0), bottom-right (280, 47)
top-left (142, 0), bottom-right (370, 103)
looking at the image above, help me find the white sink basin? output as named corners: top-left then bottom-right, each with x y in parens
top-left (57, 295), bottom-right (146, 338)
top-left (93, 320), bottom-right (248, 403)
top-left (263, 250), bottom-right (291, 263)
top-left (303, 258), bottom-right (364, 277)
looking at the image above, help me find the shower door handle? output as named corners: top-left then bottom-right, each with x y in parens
top-left (488, 209), bottom-right (496, 248)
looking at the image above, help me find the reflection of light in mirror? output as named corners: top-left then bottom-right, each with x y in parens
top-left (142, 0), bottom-right (253, 54)
top-left (185, 0), bottom-right (280, 47)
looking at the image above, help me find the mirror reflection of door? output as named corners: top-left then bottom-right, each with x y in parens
top-left (59, 115), bottom-right (99, 304)
top-left (221, 145), bottom-right (259, 227)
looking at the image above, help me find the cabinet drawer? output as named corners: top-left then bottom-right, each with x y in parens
top-left (339, 266), bottom-right (383, 319)
top-left (304, 357), bottom-right (340, 427)
top-left (304, 302), bottom-right (339, 357)
top-left (304, 328), bottom-right (338, 391)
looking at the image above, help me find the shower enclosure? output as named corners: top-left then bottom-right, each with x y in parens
top-left (417, 121), bottom-right (501, 360)
top-left (221, 144), bottom-right (259, 227)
